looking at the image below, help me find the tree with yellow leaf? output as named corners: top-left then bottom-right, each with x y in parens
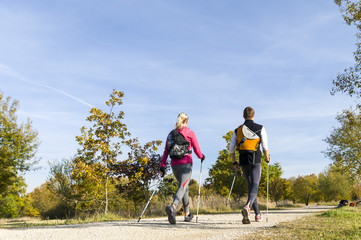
top-left (73, 89), bottom-right (162, 215)
top-left (291, 174), bottom-right (321, 206)
top-left (0, 92), bottom-right (39, 218)
top-left (73, 89), bottom-right (130, 214)
top-left (112, 137), bottom-right (162, 214)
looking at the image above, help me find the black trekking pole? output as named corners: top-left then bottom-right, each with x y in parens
top-left (138, 178), bottom-right (162, 223)
top-left (226, 169), bottom-right (238, 207)
top-left (196, 160), bottom-right (203, 223)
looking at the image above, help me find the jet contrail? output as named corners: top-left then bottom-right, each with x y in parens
top-left (0, 64), bottom-right (95, 108)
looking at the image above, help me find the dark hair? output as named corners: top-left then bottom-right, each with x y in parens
top-left (243, 107), bottom-right (255, 119)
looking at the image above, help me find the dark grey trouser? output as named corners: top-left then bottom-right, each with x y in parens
top-left (241, 163), bottom-right (262, 215)
top-left (172, 163), bottom-right (192, 214)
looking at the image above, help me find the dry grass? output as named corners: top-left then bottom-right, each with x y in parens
top-left (0, 217), bottom-right (66, 228)
top-left (0, 213), bottom-right (127, 228)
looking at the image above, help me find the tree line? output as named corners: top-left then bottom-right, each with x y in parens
top-left (2, 0), bottom-right (361, 220)
top-left (0, 88), bottom-right (360, 219)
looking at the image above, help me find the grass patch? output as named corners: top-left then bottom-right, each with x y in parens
top-left (247, 207), bottom-right (361, 240)
top-left (0, 213), bottom-right (126, 229)
top-left (0, 218), bottom-right (67, 228)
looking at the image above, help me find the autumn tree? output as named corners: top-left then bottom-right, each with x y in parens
top-left (332, 0), bottom-right (361, 97)
top-left (0, 176), bottom-right (38, 218)
top-left (20, 193), bottom-right (40, 217)
top-left (31, 182), bottom-right (64, 219)
top-left (326, 1), bottom-right (361, 198)
top-left (352, 182), bottom-right (361, 200)
top-left (0, 92), bottom-right (39, 195)
top-left (272, 177), bottom-right (289, 204)
top-left (267, 176), bottom-right (289, 205)
top-left (0, 93), bottom-right (39, 218)
top-left (73, 89), bottom-right (130, 214)
top-left (47, 159), bottom-right (77, 218)
top-left (318, 166), bottom-right (353, 202)
top-left (112, 137), bottom-right (162, 213)
top-left (73, 89), bottom-right (162, 216)
top-left (323, 108), bottom-right (361, 180)
top-left (291, 174), bottom-right (320, 205)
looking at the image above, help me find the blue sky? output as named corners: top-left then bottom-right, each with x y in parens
top-left (0, 0), bottom-right (357, 192)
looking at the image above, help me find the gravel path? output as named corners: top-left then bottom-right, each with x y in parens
top-left (0, 205), bottom-right (333, 240)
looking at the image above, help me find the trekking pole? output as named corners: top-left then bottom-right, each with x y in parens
top-left (196, 160), bottom-right (203, 223)
top-left (266, 160), bottom-right (269, 223)
top-left (226, 169), bottom-right (238, 207)
top-left (138, 178), bottom-right (162, 223)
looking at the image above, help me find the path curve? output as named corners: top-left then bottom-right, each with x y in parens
top-left (0, 205), bottom-right (334, 240)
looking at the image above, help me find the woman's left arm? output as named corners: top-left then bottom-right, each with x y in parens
top-left (191, 131), bottom-right (204, 159)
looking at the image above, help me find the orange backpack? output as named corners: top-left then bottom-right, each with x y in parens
top-left (235, 124), bottom-right (261, 152)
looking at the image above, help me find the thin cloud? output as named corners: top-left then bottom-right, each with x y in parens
top-left (0, 64), bottom-right (95, 108)
top-left (17, 110), bottom-right (53, 121)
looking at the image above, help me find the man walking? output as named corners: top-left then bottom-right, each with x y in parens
top-left (229, 107), bottom-right (270, 224)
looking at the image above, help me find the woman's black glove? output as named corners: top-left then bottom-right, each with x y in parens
top-left (201, 154), bottom-right (205, 162)
top-left (159, 166), bottom-right (166, 177)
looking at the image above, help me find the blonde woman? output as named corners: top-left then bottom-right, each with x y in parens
top-left (159, 113), bottom-right (205, 224)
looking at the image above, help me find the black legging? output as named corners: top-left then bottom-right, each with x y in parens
top-left (241, 163), bottom-right (261, 215)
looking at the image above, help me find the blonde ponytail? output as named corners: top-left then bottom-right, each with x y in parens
top-left (175, 113), bottom-right (188, 130)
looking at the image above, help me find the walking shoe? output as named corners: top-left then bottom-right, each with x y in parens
top-left (255, 214), bottom-right (263, 222)
top-left (165, 205), bottom-right (176, 224)
top-left (184, 213), bottom-right (194, 222)
top-left (241, 206), bottom-right (251, 224)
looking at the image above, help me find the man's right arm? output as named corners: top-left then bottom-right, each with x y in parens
top-left (229, 131), bottom-right (238, 166)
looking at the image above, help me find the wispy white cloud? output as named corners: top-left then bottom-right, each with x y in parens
top-left (0, 64), bottom-right (95, 108)
top-left (17, 110), bottom-right (53, 121)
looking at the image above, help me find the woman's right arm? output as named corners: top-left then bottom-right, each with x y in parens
top-left (159, 141), bottom-right (169, 176)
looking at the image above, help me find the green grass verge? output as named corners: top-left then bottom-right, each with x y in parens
top-left (248, 207), bottom-right (361, 240)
